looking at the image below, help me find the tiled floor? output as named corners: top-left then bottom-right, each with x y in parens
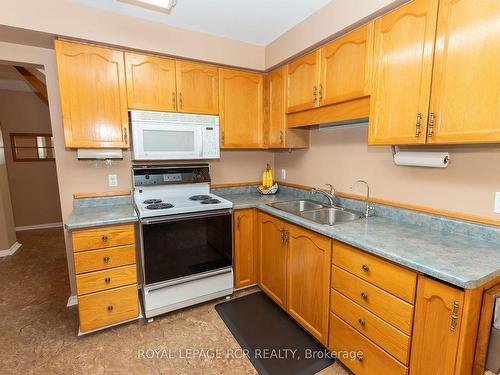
top-left (0, 228), bottom-right (349, 375)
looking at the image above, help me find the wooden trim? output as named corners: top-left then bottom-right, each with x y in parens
top-left (473, 283), bottom-right (500, 375)
top-left (286, 96), bottom-right (370, 128)
top-left (13, 66), bottom-right (48, 104)
top-left (73, 191), bottom-right (131, 199)
top-left (277, 181), bottom-right (500, 227)
top-left (210, 181), bottom-right (260, 189)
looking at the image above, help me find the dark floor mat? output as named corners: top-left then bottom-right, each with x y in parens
top-left (215, 292), bottom-right (334, 375)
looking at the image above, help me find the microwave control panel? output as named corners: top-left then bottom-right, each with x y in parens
top-left (201, 126), bottom-right (220, 158)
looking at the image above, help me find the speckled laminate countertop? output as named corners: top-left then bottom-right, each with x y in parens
top-left (219, 191), bottom-right (500, 289)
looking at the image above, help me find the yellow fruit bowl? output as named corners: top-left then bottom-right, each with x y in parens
top-left (257, 183), bottom-right (279, 195)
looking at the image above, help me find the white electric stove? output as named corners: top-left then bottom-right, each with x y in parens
top-left (133, 164), bottom-right (234, 319)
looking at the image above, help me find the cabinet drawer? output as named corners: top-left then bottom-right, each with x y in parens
top-left (72, 224), bottom-right (135, 252)
top-left (73, 245), bottom-right (136, 274)
top-left (331, 289), bottom-right (410, 364)
top-left (329, 313), bottom-right (408, 375)
top-left (332, 266), bottom-right (413, 335)
top-left (78, 284), bottom-right (138, 332)
top-left (76, 265), bottom-right (137, 295)
top-left (333, 241), bottom-right (417, 303)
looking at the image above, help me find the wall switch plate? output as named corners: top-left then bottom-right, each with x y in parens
top-left (280, 169), bottom-right (287, 180)
top-left (108, 174), bottom-right (118, 187)
top-left (495, 192), bottom-right (500, 213)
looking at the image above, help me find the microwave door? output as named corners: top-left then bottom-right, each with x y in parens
top-left (133, 123), bottom-right (202, 160)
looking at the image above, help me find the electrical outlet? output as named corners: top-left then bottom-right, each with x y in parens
top-left (280, 169), bottom-right (287, 180)
top-left (495, 192), bottom-right (500, 213)
top-left (108, 174), bottom-right (118, 187)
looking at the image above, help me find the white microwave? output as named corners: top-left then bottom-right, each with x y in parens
top-left (130, 110), bottom-right (220, 161)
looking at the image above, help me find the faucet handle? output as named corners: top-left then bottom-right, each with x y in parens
top-left (325, 184), bottom-right (335, 194)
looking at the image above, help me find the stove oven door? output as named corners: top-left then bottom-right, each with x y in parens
top-left (140, 209), bottom-right (233, 287)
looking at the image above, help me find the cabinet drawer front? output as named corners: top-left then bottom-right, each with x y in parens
top-left (331, 289), bottom-right (410, 364)
top-left (332, 266), bottom-right (413, 335)
top-left (76, 265), bottom-right (137, 295)
top-left (72, 224), bottom-right (135, 252)
top-left (74, 245), bottom-right (136, 274)
top-left (78, 284), bottom-right (138, 332)
top-left (333, 241), bottom-right (416, 303)
top-left (329, 313), bottom-right (408, 375)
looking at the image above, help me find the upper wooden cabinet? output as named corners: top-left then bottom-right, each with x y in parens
top-left (286, 50), bottom-right (321, 113)
top-left (427, 0), bottom-right (500, 144)
top-left (410, 276), bottom-right (464, 374)
top-left (264, 67), bottom-right (309, 149)
top-left (219, 68), bottom-right (263, 148)
top-left (125, 52), bottom-right (177, 112)
top-left (368, 0), bottom-right (439, 145)
top-left (319, 23), bottom-right (373, 106)
top-left (55, 40), bottom-right (129, 148)
top-left (175, 60), bottom-right (219, 115)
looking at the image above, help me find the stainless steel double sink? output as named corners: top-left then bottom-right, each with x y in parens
top-left (268, 199), bottom-right (364, 225)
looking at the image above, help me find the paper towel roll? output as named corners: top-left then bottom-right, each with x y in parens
top-left (393, 151), bottom-right (450, 168)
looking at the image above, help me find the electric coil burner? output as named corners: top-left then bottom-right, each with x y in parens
top-left (133, 164), bottom-right (234, 319)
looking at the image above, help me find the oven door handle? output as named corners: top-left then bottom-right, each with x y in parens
top-left (141, 209), bottom-right (232, 225)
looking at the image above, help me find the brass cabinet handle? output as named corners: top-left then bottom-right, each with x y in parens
top-left (107, 305), bottom-right (113, 312)
top-left (101, 235), bottom-right (108, 242)
top-left (284, 230), bottom-right (290, 245)
top-left (123, 127), bottom-right (128, 144)
top-left (356, 353), bottom-right (364, 362)
top-left (313, 86), bottom-right (318, 104)
top-left (236, 216), bottom-right (241, 229)
top-left (279, 131), bottom-right (284, 145)
top-left (172, 91), bottom-right (176, 108)
top-left (179, 92), bottom-right (183, 109)
top-left (318, 84), bottom-right (323, 102)
top-left (450, 301), bottom-right (459, 331)
top-left (361, 264), bottom-right (370, 272)
top-left (103, 256), bottom-right (110, 263)
top-left (415, 112), bottom-right (422, 137)
top-left (221, 131), bottom-right (225, 145)
top-left (104, 277), bottom-right (111, 284)
top-left (360, 292), bottom-right (368, 300)
top-left (358, 318), bottom-right (366, 327)
top-left (428, 112), bottom-right (435, 137)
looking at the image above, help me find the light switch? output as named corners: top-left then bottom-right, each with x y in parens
top-left (108, 174), bottom-right (118, 187)
top-left (280, 169), bottom-right (287, 180)
top-left (495, 192), bottom-right (500, 213)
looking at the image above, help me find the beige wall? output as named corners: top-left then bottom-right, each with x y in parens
top-left (265, 0), bottom-right (405, 68)
top-left (0, 126), bottom-right (16, 250)
top-left (0, 90), bottom-right (62, 227)
top-left (275, 126), bottom-right (500, 221)
top-left (0, 0), bottom-right (265, 70)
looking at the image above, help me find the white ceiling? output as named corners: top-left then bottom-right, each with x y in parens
top-left (72, 0), bottom-right (333, 46)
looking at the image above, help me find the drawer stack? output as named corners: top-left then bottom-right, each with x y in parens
top-left (329, 241), bottom-right (417, 375)
top-left (72, 223), bottom-right (139, 333)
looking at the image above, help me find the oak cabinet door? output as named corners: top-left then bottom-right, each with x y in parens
top-left (233, 209), bottom-right (257, 289)
top-left (258, 213), bottom-right (287, 308)
top-left (286, 224), bottom-right (332, 345)
top-left (319, 23), bottom-right (373, 106)
top-left (410, 276), bottom-right (464, 375)
top-left (427, 0), bottom-right (500, 144)
top-left (175, 60), bottom-right (219, 115)
top-left (265, 67), bottom-right (286, 148)
top-left (124, 52), bottom-right (177, 112)
top-left (55, 40), bottom-right (129, 148)
top-left (219, 69), bottom-right (263, 148)
top-left (368, 0), bottom-right (439, 145)
top-left (286, 50), bottom-right (321, 113)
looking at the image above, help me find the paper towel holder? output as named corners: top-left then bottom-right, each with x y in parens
top-left (390, 145), bottom-right (450, 167)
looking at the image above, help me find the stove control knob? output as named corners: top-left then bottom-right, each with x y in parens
top-left (145, 174), bottom-right (150, 180)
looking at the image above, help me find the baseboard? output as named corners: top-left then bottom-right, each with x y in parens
top-left (16, 222), bottom-right (63, 232)
top-left (0, 242), bottom-right (22, 257)
top-left (67, 295), bottom-right (78, 307)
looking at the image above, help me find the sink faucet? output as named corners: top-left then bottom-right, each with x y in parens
top-left (350, 180), bottom-right (374, 218)
top-left (311, 184), bottom-right (337, 207)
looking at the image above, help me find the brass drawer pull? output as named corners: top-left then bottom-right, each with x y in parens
top-left (103, 256), bottom-right (110, 263)
top-left (450, 301), bottom-right (459, 331)
top-left (428, 112), bottom-right (435, 136)
top-left (104, 277), bottom-right (111, 284)
top-left (415, 112), bottom-right (422, 137)
top-left (356, 353), bottom-right (364, 362)
top-left (360, 292), bottom-right (368, 300)
top-left (107, 305), bottom-right (113, 312)
top-left (358, 318), bottom-right (366, 327)
top-left (361, 264), bottom-right (370, 272)
top-left (101, 235), bottom-right (108, 242)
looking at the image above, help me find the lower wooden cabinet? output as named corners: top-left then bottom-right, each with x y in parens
top-left (409, 276), bottom-right (464, 374)
top-left (71, 223), bottom-right (139, 333)
top-left (233, 209), bottom-right (257, 289)
top-left (257, 212), bottom-right (332, 345)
